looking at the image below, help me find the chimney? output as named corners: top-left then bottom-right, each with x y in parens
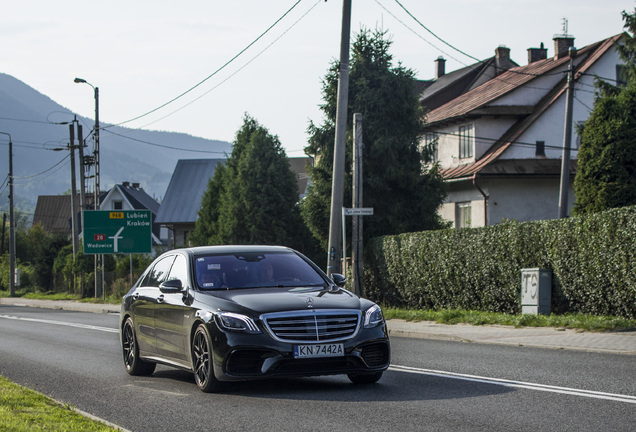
top-left (132, 183), bottom-right (140, 189)
top-left (435, 56), bottom-right (446, 79)
top-left (527, 42), bottom-right (548, 64)
top-left (495, 46), bottom-right (512, 75)
top-left (553, 35), bottom-right (575, 59)
top-left (122, 181), bottom-right (130, 187)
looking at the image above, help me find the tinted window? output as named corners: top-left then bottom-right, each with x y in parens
top-left (195, 251), bottom-right (326, 290)
top-left (167, 255), bottom-right (188, 285)
top-left (142, 256), bottom-right (176, 287)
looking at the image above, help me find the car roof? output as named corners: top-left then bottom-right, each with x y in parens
top-left (184, 245), bottom-right (295, 257)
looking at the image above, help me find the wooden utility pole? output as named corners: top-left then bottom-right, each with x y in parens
top-left (558, 47), bottom-right (576, 218)
top-left (327, 0), bottom-right (352, 276)
top-left (352, 113), bottom-right (364, 296)
top-left (69, 121), bottom-right (79, 258)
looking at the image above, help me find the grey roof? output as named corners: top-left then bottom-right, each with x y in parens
top-left (117, 183), bottom-right (160, 214)
top-left (155, 159), bottom-right (225, 224)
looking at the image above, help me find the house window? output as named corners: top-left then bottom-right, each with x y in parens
top-left (113, 201), bottom-right (123, 210)
top-left (535, 140), bottom-right (545, 157)
top-left (616, 64), bottom-right (627, 87)
top-left (459, 124), bottom-right (473, 159)
top-left (423, 133), bottom-right (438, 163)
top-left (456, 202), bottom-right (472, 228)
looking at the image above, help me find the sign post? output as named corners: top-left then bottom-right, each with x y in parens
top-left (83, 210), bottom-right (152, 255)
top-left (342, 207), bottom-right (373, 296)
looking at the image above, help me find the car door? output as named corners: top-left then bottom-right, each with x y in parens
top-left (130, 255), bottom-right (175, 356)
top-left (154, 254), bottom-right (191, 364)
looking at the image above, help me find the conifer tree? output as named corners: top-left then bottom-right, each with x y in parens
top-left (574, 9), bottom-right (636, 214)
top-left (301, 28), bottom-right (446, 249)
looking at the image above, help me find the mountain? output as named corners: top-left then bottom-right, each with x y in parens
top-left (0, 73), bottom-right (232, 216)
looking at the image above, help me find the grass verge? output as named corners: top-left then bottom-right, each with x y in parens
top-left (0, 376), bottom-right (118, 431)
top-left (382, 307), bottom-right (636, 332)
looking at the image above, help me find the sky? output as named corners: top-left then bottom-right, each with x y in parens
top-left (2, 0), bottom-right (634, 157)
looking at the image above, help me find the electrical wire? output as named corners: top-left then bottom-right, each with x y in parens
top-left (374, 0), bottom-right (466, 65)
top-left (425, 129), bottom-right (578, 152)
top-left (101, 129), bottom-right (228, 154)
top-left (137, 0), bottom-right (323, 130)
top-left (392, 0), bottom-right (480, 62)
top-left (107, 0), bottom-right (306, 129)
top-left (12, 154), bottom-right (69, 180)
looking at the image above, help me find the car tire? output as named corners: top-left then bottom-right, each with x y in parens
top-left (192, 324), bottom-right (222, 393)
top-left (122, 317), bottom-right (156, 376)
top-left (347, 371), bottom-right (383, 384)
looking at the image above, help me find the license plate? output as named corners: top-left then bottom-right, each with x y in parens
top-left (294, 343), bottom-right (344, 358)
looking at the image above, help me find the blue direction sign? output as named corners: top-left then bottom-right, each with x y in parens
top-left (82, 210), bottom-right (152, 254)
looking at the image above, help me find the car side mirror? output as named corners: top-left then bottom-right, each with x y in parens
top-left (159, 278), bottom-right (185, 293)
top-left (331, 273), bottom-right (346, 288)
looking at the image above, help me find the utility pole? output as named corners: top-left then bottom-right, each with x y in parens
top-left (77, 123), bottom-right (86, 210)
top-left (1, 131), bottom-right (15, 296)
top-left (69, 120), bottom-right (79, 258)
top-left (1, 213), bottom-right (6, 255)
top-left (327, 0), bottom-right (352, 276)
top-left (352, 113), bottom-right (363, 296)
top-left (558, 47), bottom-right (577, 218)
top-left (74, 77), bottom-right (101, 298)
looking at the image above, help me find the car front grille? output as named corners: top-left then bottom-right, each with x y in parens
top-left (262, 310), bottom-right (361, 343)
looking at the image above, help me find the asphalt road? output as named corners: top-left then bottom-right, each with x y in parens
top-left (1, 305), bottom-right (635, 432)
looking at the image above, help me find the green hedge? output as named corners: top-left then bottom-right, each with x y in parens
top-left (364, 206), bottom-right (636, 319)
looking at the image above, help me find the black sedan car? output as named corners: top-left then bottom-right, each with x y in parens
top-left (120, 245), bottom-right (390, 392)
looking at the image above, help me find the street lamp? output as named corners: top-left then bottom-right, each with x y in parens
top-left (73, 78), bottom-right (100, 210)
top-left (0, 131), bottom-right (15, 297)
top-left (74, 78), bottom-right (101, 298)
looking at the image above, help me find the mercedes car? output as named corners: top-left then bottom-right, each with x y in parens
top-left (120, 245), bottom-right (390, 392)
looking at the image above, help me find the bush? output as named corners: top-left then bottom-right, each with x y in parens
top-left (365, 206), bottom-right (636, 319)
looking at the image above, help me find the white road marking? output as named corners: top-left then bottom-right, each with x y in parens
top-left (390, 365), bottom-right (636, 404)
top-left (0, 314), bottom-right (119, 333)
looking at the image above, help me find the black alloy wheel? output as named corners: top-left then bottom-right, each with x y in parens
top-left (192, 325), bottom-right (222, 392)
top-left (122, 318), bottom-right (156, 376)
top-left (347, 371), bottom-right (383, 384)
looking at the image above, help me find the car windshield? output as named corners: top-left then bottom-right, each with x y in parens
top-left (194, 251), bottom-right (327, 290)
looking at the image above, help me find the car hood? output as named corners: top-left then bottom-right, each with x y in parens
top-left (196, 286), bottom-right (362, 314)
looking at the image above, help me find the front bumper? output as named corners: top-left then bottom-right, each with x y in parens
top-left (208, 323), bottom-right (390, 381)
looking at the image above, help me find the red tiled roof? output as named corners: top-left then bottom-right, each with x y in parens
top-left (432, 34), bottom-right (622, 180)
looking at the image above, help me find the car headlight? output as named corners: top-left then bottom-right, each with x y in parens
top-left (363, 304), bottom-right (385, 328)
top-left (216, 312), bottom-right (261, 333)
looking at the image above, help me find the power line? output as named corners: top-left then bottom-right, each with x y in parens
top-left (137, 0), bottom-right (323, 130)
top-left (392, 0), bottom-right (480, 62)
top-left (12, 154), bottom-right (69, 180)
top-left (107, 0), bottom-right (306, 129)
top-left (425, 129), bottom-right (578, 152)
top-left (101, 129), bottom-right (228, 154)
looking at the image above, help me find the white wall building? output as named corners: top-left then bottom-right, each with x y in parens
top-left (421, 34), bottom-right (623, 228)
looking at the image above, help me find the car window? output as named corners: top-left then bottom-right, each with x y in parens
top-left (167, 255), bottom-right (188, 286)
top-left (142, 255), bottom-right (176, 287)
top-left (195, 251), bottom-right (326, 290)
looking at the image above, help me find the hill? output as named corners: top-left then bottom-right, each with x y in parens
top-left (0, 73), bottom-right (232, 216)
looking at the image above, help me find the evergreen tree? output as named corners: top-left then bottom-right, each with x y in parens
top-left (573, 9), bottom-right (636, 214)
top-left (301, 28), bottom-right (446, 249)
top-left (192, 115), bottom-right (315, 251)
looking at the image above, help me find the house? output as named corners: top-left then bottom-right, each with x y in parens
top-left (421, 33), bottom-right (623, 228)
top-left (100, 182), bottom-right (163, 247)
top-left (156, 157), bottom-right (312, 249)
top-left (155, 159), bottom-right (225, 248)
top-left (32, 195), bottom-right (80, 236)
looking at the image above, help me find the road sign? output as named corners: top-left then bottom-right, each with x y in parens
top-left (82, 210), bottom-right (152, 254)
top-left (344, 207), bottom-right (374, 216)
